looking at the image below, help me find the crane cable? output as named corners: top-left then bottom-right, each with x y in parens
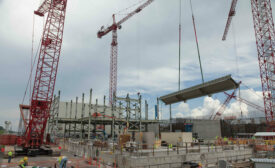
top-left (232, 20), bottom-right (244, 118)
top-left (189, 0), bottom-right (204, 83)
top-left (178, 0), bottom-right (182, 91)
top-left (22, 15), bottom-right (44, 104)
top-left (116, 0), bottom-right (146, 16)
top-left (22, 14), bottom-right (35, 104)
top-left (232, 20), bottom-right (241, 116)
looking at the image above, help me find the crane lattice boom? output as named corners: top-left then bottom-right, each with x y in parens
top-left (222, 0), bottom-right (238, 41)
top-left (251, 0), bottom-right (275, 124)
top-left (222, 0), bottom-right (275, 127)
top-left (23, 0), bottom-right (67, 148)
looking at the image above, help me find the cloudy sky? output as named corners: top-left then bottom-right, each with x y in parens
top-left (0, 0), bottom-right (274, 130)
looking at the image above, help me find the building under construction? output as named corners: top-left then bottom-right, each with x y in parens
top-left (1, 0), bottom-right (275, 167)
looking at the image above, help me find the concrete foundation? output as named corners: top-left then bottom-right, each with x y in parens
top-left (61, 139), bottom-right (253, 168)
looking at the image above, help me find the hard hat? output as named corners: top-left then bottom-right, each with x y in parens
top-left (23, 157), bottom-right (28, 161)
top-left (198, 163), bottom-right (202, 166)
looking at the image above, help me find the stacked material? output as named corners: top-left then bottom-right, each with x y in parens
top-left (134, 132), bottom-right (155, 149)
top-left (119, 134), bottom-right (131, 147)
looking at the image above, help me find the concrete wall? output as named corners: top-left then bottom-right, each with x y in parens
top-left (255, 162), bottom-right (275, 168)
top-left (61, 139), bottom-right (253, 168)
top-left (192, 120), bottom-right (221, 140)
top-left (161, 132), bottom-right (192, 146)
top-left (114, 146), bottom-right (253, 167)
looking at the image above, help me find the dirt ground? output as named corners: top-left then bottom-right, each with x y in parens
top-left (0, 150), bottom-right (93, 168)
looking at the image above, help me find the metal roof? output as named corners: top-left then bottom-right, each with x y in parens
top-left (160, 75), bottom-right (239, 105)
top-left (254, 132), bottom-right (275, 137)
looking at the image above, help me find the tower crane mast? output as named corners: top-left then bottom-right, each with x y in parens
top-left (22, 0), bottom-right (68, 149)
top-left (222, 0), bottom-right (275, 128)
top-left (97, 0), bottom-right (154, 105)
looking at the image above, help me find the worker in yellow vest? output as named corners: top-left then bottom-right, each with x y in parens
top-left (8, 151), bottom-right (12, 163)
top-left (18, 157), bottom-right (28, 168)
top-left (58, 156), bottom-right (68, 168)
top-left (18, 160), bottom-right (25, 168)
top-left (23, 157), bottom-right (28, 166)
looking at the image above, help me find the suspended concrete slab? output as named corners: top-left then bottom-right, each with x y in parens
top-left (160, 75), bottom-right (239, 105)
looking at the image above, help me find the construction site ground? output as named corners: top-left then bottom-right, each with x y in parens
top-left (0, 150), bottom-right (95, 168)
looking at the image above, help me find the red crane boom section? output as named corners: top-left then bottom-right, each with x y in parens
top-left (222, 0), bottom-right (275, 128)
top-left (251, 0), bottom-right (275, 124)
top-left (24, 0), bottom-right (67, 148)
top-left (211, 89), bottom-right (237, 120)
top-left (97, 0), bottom-right (154, 38)
top-left (222, 0), bottom-right (238, 41)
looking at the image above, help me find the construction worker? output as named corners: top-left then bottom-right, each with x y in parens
top-left (58, 156), bottom-right (68, 168)
top-left (8, 150), bottom-right (12, 163)
top-left (23, 157), bottom-right (28, 166)
top-left (18, 159), bottom-right (25, 168)
top-left (198, 162), bottom-right (202, 168)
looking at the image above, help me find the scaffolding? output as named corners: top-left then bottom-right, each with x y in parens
top-left (46, 89), bottom-right (159, 141)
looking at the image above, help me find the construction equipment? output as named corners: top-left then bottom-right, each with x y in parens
top-left (210, 89), bottom-right (238, 120)
top-left (210, 86), bottom-right (265, 120)
top-left (210, 80), bottom-right (265, 119)
top-left (17, 0), bottom-right (68, 155)
top-left (225, 92), bottom-right (265, 113)
top-left (222, 0), bottom-right (275, 129)
top-left (97, 0), bottom-right (154, 105)
top-left (125, 141), bottom-right (138, 152)
top-left (222, 0), bottom-right (238, 41)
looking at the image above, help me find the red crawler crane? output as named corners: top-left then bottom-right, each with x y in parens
top-left (210, 89), bottom-right (265, 120)
top-left (222, 0), bottom-right (275, 129)
top-left (210, 89), bottom-right (237, 120)
top-left (19, 0), bottom-right (68, 153)
top-left (97, 0), bottom-right (154, 105)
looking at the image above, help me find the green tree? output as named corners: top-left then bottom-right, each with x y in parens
top-left (0, 126), bottom-right (4, 135)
